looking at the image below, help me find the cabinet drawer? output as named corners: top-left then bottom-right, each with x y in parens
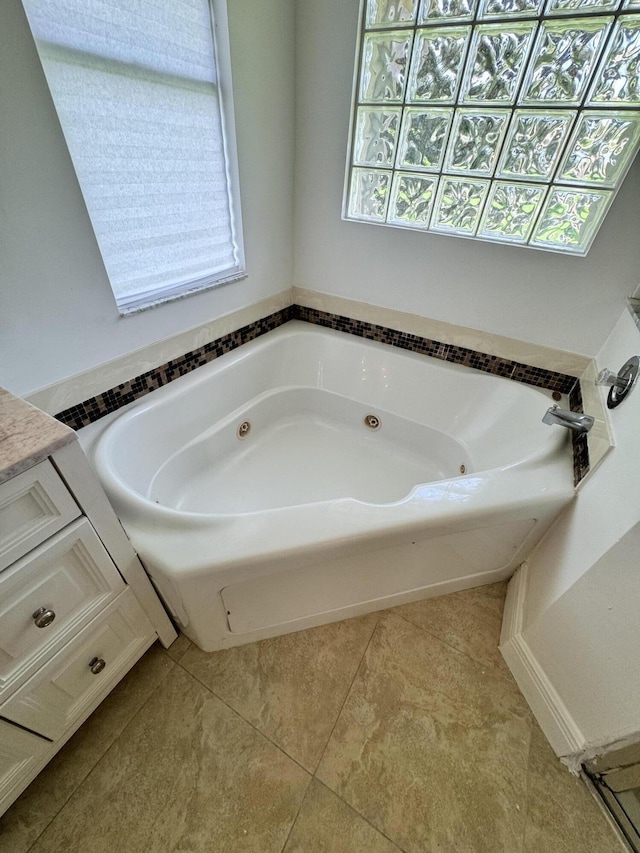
top-left (0, 460), bottom-right (80, 572)
top-left (0, 518), bottom-right (126, 699)
top-left (0, 590), bottom-right (155, 741)
top-left (0, 718), bottom-right (49, 814)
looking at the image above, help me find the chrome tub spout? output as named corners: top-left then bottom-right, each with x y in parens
top-left (542, 405), bottom-right (594, 435)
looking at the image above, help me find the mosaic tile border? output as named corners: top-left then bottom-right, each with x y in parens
top-left (295, 306), bottom-right (577, 395)
top-left (54, 304), bottom-right (587, 484)
top-left (55, 306), bottom-right (294, 432)
top-left (569, 381), bottom-right (590, 486)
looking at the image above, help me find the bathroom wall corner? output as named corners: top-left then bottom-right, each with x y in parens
top-left (500, 562), bottom-right (586, 760)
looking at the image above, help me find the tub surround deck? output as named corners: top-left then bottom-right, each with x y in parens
top-left (54, 306), bottom-right (580, 431)
top-left (47, 305), bottom-right (592, 485)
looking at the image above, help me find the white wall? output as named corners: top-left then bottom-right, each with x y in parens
top-left (0, 0), bottom-right (295, 397)
top-left (294, 0), bottom-right (640, 358)
top-left (521, 309), bottom-right (640, 751)
top-left (4, 0), bottom-right (639, 397)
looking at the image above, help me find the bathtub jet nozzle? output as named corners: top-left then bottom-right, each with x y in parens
top-left (237, 420), bottom-right (251, 439)
top-left (542, 405), bottom-right (594, 435)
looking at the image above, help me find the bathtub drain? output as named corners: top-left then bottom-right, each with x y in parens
top-left (237, 421), bottom-right (251, 439)
top-left (364, 414), bottom-right (381, 430)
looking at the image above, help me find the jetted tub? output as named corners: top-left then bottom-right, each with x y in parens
top-left (94, 321), bottom-right (575, 651)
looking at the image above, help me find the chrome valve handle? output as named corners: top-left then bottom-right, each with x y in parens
top-left (596, 356), bottom-right (639, 410)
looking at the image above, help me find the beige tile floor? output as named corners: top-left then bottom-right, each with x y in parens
top-left (0, 583), bottom-right (623, 852)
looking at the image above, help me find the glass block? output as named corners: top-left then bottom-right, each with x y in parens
top-left (478, 0), bottom-right (545, 18)
top-left (479, 182), bottom-right (547, 242)
top-left (353, 108), bottom-right (402, 167)
top-left (366, 0), bottom-right (418, 28)
top-left (388, 173), bottom-right (438, 227)
top-left (396, 108), bottom-right (453, 170)
top-left (497, 110), bottom-right (574, 180)
top-left (360, 31), bottom-right (414, 103)
top-left (407, 27), bottom-right (471, 103)
top-left (545, 0), bottom-right (620, 14)
top-left (460, 23), bottom-right (537, 105)
top-left (623, 0), bottom-right (640, 8)
top-left (431, 177), bottom-right (489, 234)
top-left (588, 16), bottom-right (640, 106)
top-left (418, 0), bottom-right (475, 23)
top-left (348, 169), bottom-right (392, 221)
top-left (557, 111), bottom-right (640, 187)
top-left (444, 109), bottom-right (509, 174)
top-left (521, 17), bottom-right (613, 106)
top-left (530, 188), bottom-right (612, 253)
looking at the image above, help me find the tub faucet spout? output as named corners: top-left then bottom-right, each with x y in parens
top-left (542, 405), bottom-right (594, 435)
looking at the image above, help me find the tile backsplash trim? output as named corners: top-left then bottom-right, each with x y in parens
top-left (55, 307), bottom-right (293, 431)
top-left (569, 381), bottom-right (590, 486)
top-left (55, 305), bottom-right (587, 483)
top-left (296, 306), bottom-right (576, 394)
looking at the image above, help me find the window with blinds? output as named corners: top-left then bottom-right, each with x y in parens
top-left (22, 0), bottom-right (245, 313)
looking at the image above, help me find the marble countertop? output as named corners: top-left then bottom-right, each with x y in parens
top-left (0, 387), bottom-right (76, 485)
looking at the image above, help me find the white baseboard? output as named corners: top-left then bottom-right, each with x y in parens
top-left (500, 563), bottom-right (586, 764)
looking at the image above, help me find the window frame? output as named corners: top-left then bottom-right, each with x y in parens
top-left (23, 0), bottom-right (246, 315)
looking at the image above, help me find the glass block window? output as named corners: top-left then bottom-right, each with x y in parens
top-left (344, 0), bottom-right (640, 254)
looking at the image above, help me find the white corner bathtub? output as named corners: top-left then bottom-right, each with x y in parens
top-left (94, 321), bottom-right (575, 651)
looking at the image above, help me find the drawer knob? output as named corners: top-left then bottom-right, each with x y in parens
top-left (32, 607), bottom-right (56, 629)
top-left (89, 657), bottom-right (106, 675)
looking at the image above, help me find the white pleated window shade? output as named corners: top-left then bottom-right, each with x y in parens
top-left (22, 0), bottom-right (244, 312)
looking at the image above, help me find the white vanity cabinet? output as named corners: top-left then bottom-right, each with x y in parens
top-left (0, 719), bottom-right (49, 812)
top-left (0, 389), bottom-right (176, 816)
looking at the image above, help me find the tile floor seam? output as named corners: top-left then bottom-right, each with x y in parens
top-left (312, 778), bottom-right (411, 853)
top-left (22, 654), bottom-right (178, 853)
top-left (311, 613), bottom-right (381, 777)
top-left (278, 773), bottom-right (315, 853)
top-left (315, 610), bottom-right (535, 853)
top-left (160, 636), bottom-right (192, 664)
top-left (22, 763), bottom-right (95, 853)
top-left (391, 610), bottom-right (515, 688)
top-left (173, 657), bottom-right (313, 778)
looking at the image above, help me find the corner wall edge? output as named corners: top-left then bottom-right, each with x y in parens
top-left (500, 562), bottom-right (586, 762)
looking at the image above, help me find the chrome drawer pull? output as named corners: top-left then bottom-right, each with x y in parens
top-left (89, 657), bottom-right (106, 675)
top-left (32, 607), bottom-right (56, 628)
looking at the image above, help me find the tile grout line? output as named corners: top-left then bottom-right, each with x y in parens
top-left (173, 624), bottom-right (410, 853)
top-left (310, 612), bottom-right (381, 778)
top-left (389, 607), bottom-right (519, 689)
top-left (172, 658), bottom-right (312, 778)
top-left (22, 650), bottom-right (178, 853)
top-left (310, 608), bottom-right (533, 853)
top-left (277, 773), bottom-right (315, 853)
top-left (386, 607), bottom-right (538, 841)
top-left (313, 778), bottom-right (410, 853)
top-left (168, 639), bottom-right (408, 851)
top-left (307, 617), bottom-right (411, 853)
